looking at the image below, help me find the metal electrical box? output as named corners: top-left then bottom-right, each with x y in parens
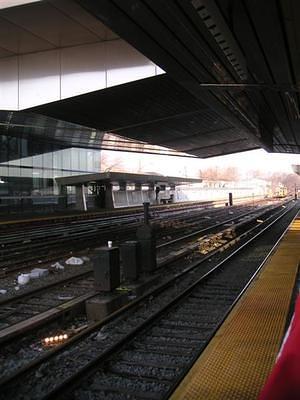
top-left (121, 240), bottom-right (141, 281)
top-left (93, 247), bottom-right (120, 291)
top-left (136, 225), bottom-right (157, 272)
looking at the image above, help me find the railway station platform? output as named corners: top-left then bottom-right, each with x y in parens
top-left (171, 214), bottom-right (300, 400)
top-left (55, 171), bottom-right (202, 211)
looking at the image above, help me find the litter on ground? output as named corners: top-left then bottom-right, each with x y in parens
top-left (30, 268), bottom-right (49, 279)
top-left (65, 257), bottom-right (84, 265)
top-left (17, 273), bottom-right (31, 285)
top-left (51, 262), bottom-right (65, 270)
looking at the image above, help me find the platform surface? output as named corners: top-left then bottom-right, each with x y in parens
top-left (171, 215), bottom-right (300, 400)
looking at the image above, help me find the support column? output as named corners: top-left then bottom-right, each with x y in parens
top-left (155, 186), bottom-right (160, 204)
top-left (105, 183), bottom-right (114, 209)
top-left (58, 185), bottom-right (68, 209)
top-left (75, 184), bottom-right (87, 211)
top-left (143, 202), bottom-right (150, 225)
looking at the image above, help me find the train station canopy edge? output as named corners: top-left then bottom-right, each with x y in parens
top-left (28, 74), bottom-right (259, 158)
top-left (4, 0), bottom-right (300, 158)
top-left (55, 172), bottom-right (202, 187)
top-left (28, 0), bottom-right (300, 157)
top-left (292, 165), bottom-right (300, 175)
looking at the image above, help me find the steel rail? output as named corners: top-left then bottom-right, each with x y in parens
top-left (0, 202), bottom-right (296, 395)
top-left (43, 203), bottom-right (298, 400)
top-left (0, 202), bottom-right (291, 346)
top-left (0, 202), bottom-right (285, 305)
top-left (0, 204), bottom-right (260, 275)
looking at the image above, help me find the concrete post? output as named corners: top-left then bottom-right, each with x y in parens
top-left (143, 202), bottom-right (150, 225)
top-left (58, 185), bottom-right (68, 209)
top-left (105, 183), bottom-right (114, 209)
top-left (155, 186), bottom-right (160, 204)
top-left (75, 184), bottom-right (87, 211)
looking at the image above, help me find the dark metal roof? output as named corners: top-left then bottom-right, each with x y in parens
top-left (20, 0), bottom-right (300, 157)
top-left (29, 74), bottom-right (257, 158)
top-left (55, 171), bottom-right (202, 186)
top-left (0, 107), bottom-right (186, 163)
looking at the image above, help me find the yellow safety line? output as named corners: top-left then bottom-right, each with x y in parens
top-left (171, 217), bottom-right (300, 400)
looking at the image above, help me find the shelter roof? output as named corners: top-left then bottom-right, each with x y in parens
top-left (55, 172), bottom-right (202, 186)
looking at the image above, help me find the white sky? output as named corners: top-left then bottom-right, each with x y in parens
top-left (195, 149), bottom-right (300, 175)
top-left (103, 148), bottom-right (300, 179)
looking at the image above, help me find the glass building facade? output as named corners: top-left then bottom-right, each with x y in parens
top-left (0, 110), bottom-right (180, 213)
top-left (0, 110), bottom-right (103, 212)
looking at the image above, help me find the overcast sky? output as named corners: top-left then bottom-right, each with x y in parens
top-left (103, 148), bottom-right (300, 179)
top-left (196, 149), bottom-right (300, 175)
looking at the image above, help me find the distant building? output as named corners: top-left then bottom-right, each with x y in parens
top-left (175, 178), bottom-right (270, 203)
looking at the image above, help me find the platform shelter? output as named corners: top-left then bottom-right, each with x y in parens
top-left (55, 172), bottom-right (202, 211)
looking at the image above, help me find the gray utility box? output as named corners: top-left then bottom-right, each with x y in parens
top-left (93, 247), bottom-right (120, 291)
top-left (86, 293), bottom-right (128, 321)
top-left (136, 224), bottom-right (157, 272)
top-left (120, 240), bottom-right (141, 281)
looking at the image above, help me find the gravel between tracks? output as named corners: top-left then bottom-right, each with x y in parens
top-left (1, 202), bottom-right (298, 400)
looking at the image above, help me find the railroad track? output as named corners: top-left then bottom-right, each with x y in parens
top-left (0, 200), bottom-right (215, 230)
top-left (0, 202), bottom-right (286, 338)
top-left (0, 197), bottom-right (270, 232)
top-left (0, 200), bottom-right (297, 399)
top-left (156, 200), bottom-right (289, 262)
top-left (0, 201), bottom-right (283, 276)
top-left (0, 199), bottom-right (276, 256)
top-left (0, 272), bottom-right (95, 340)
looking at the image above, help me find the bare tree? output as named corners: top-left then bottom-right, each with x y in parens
top-left (247, 169), bottom-right (300, 192)
top-left (100, 152), bottom-right (125, 172)
top-left (201, 166), bottom-right (240, 181)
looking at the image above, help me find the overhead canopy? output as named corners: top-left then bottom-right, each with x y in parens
top-left (5, 0), bottom-right (300, 158)
top-left (29, 74), bottom-right (258, 158)
top-left (71, 0), bottom-right (300, 155)
top-left (55, 171), bottom-right (202, 187)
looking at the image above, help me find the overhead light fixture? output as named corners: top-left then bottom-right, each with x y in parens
top-left (0, 178), bottom-right (5, 184)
